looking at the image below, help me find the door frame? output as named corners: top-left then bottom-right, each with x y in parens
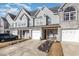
top-left (42, 27), bottom-right (58, 40)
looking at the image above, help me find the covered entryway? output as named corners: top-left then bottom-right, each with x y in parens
top-left (62, 29), bottom-right (79, 42)
top-left (43, 28), bottom-right (58, 40)
top-left (32, 29), bottom-right (41, 40)
top-left (18, 30), bottom-right (29, 39)
top-left (42, 24), bottom-right (60, 40)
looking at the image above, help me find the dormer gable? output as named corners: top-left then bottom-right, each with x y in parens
top-left (5, 13), bottom-right (15, 25)
top-left (0, 17), bottom-right (9, 29)
top-left (14, 7), bottom-right (32, 21)
top-left (13, 7), bottom-right (33, 27)
top-left (34, 6), bottom-right (59, 26)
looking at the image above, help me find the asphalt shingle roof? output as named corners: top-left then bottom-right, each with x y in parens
top-left (8, 13), bottom-right (16, 20)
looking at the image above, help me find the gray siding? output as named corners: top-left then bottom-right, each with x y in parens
top-left (34, 7), bottom-right (59, 26)
top-left (59, 3), bottom-right (79, 28)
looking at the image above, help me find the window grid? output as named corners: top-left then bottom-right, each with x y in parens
top-left (64, 11), bottom-right (77, 21)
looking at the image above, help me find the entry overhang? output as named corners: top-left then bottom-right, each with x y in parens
top-left (42, 24), bottom-right (61, 29)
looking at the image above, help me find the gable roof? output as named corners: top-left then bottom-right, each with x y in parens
top-left (1, 17), bottom-right (6, 21)
top-left (1, 17), bottom-right (9, 23)
top-left (8, 13), bottom-right (16, 20)
top-left (32, 6), bottom-right (60, 18)
top-left (1, 17), bottom-right (8, 23)
top-left (32, 7), bottom-right (48, 17)
top-left (58, 3), bottom-right (67, 11)
top-left (14, 7), bottom-right (32, 21)
top-left (1, 17), bottom-right (9, 29)
top-left (49, 6), bottom-right (60, 13)
top-left (22, 7), bottom-right (31, 15)
top-left (33, 9), bottom-right (40, 17)
top-left (1, 6), bottom-right (60, 21)
top-left (30, 10), bottom-right (38, 16)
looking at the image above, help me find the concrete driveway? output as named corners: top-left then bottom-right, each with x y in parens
top-left (61, 41), bottom-right (79, 56)
top-left (0, 40), bottom-right (47, 56)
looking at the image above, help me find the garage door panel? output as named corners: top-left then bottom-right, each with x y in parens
top-left (32, 30), bottom-right (41, 40)
top-left (62, 29), bottom-right (79, 42)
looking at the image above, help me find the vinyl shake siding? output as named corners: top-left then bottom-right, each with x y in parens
top-left (34, 7), bottom-right (59, 26)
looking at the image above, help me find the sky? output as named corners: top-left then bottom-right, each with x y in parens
top-left (0, 3), bottom-right (62, 17)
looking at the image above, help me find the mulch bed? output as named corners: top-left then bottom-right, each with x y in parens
top-left (48, 41), bottom-right (64, 56)
top-left (38, 40), bottom-right (53, 53)
top-left (38, 40), bottom-right (64, 56)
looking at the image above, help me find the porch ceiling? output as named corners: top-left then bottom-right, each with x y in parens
top-left (42, 24), bottom-right (61, 29)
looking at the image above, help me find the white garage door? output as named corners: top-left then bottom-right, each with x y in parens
top-left (32, 30), bottom-right (41, 40)
top-left (62, 29), bottom-right (79, 42)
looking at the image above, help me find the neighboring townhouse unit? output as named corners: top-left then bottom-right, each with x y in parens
top-left (0, 17), bottom-right (9, 33)
top-left (13, 8), bottom-right (33, 39)
top-left (32, 7), bottom-right (60, 40)
top-left (58, 3), bottom-right (79, 42)
top-left (5, 8), bottom-right (33, 39)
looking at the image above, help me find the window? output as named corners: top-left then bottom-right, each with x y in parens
top-left (46, 16), bottom-right (52, 25)
top-left (15, 22), bottom-right (17, 27)
top-left (70, 12), bottom-right (76, 20)
top-left (64, 12), bottom-right (69, 21)
top-left (64, 7), bottom-right (77, 21)
top-left (20, 14), bottom-right (27, 20)
top-left (35, 16), bottom-right (43, 26)
top-left (11, 23), bottom-right (14, 27)
top-left (29, 20), bottom-right (33, 26)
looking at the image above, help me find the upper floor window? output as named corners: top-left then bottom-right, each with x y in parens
top-left (29, 20), bottom-right (33, 26)
top-left (64, 7), bottom-right (77, 21)
top-left (20, 14), bottom-right (27, 20)
top-left (15, 22), bottom-right (17, 27)
top-left (35, 16), bottom-right (43, 26)
top-left (11, 23), bottom-right (14, 28)
top-left (46, 15), bottom-right (52, 25)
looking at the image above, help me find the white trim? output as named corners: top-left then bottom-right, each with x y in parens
top-left (64, 11), bottom-right (77, 21)
top-left (58, 3), bottom-right (66, 12)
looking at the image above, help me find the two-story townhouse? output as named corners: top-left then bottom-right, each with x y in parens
top-left (31, 6), bottom-right (60, 40)
top-left (58, 3), bottom-right (79, 42)
top-left (9, 8), bottom-right (33, 39)
top-left (6, 13), bottom-right (16, 28)
top-left (5, 13), bottom-right (17, 36)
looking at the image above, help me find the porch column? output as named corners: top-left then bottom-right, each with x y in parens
top-left (46, 29), bottom-right (48, 39)
top-left (29, 29), bottom-right (32, 39)
top-left (17, 29), bottom-right (19, 38)
top-left (22, 30), bottom-right (24, 39)
top-left (18, 29), bottom-right (20, 39)
top-left (42, 29), bottom-right (44, 40)
top-left (58, 28), bottom-right (61, 41)
top-left (40, 29), bottom-right (42, 40)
